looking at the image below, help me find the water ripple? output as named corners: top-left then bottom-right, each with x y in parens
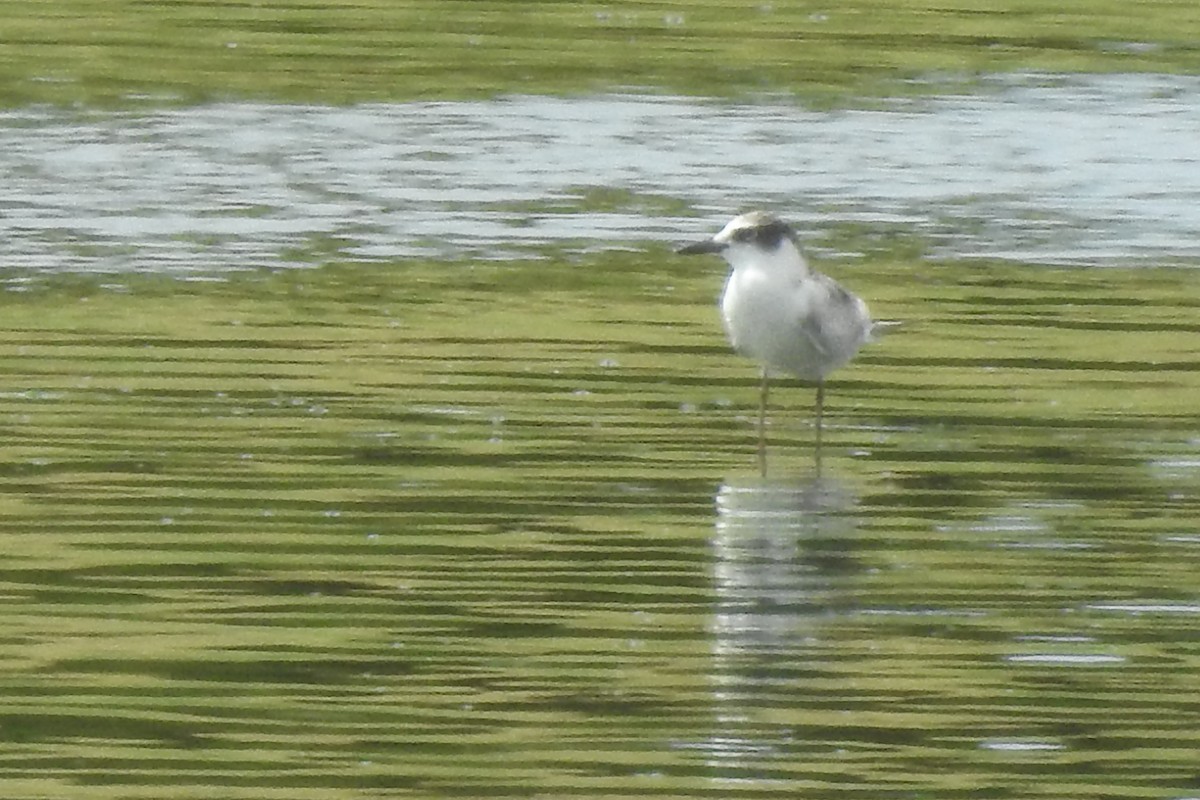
top-left (3, 73), bottom-right (1200, 273)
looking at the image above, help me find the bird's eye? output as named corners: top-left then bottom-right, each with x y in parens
top-left (731, 228), bottom-right (753, 243)
top-left (755, 222), bottom-right (789, 249)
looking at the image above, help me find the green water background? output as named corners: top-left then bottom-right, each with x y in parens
top-left (2, 2), bottom-right (1200, 798)
top-left (5, 0), bottom-right (1200, 107)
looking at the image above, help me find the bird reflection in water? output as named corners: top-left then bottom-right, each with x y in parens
top-left (697, 470), bottom-right (866, 779)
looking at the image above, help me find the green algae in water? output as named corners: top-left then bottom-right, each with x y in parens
top-left (1, 252), bottom-right (1199, 797)
top-left (2, 252), bottom-right (1199, 797)
top-left (4, 0), bottom-right (1200, 107)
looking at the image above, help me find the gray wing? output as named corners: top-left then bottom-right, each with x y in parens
top-left (798, 276), bottom-right (871, 363)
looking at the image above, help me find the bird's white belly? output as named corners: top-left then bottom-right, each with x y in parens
top-left (721, 267), bottom-right (866, 381)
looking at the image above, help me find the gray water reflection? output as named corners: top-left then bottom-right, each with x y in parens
top-left (3, 72), bottom-right (1200, 274)
top-left (712, 476), bottom-right (861, 652)
top-left (705, 476), bottom-right (863, 777)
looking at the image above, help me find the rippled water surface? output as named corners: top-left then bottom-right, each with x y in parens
top-left (2, 252), bottom-right (1198, 797)
top-left (3, 41), bottom-right (1200, 797)
top-left (4, 73), bottom-right (1200, 274)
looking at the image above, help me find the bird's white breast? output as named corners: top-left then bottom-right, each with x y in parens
top-left (721, 260), bottom-right (871, 382)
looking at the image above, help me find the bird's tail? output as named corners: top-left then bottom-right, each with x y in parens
top-left (869, 320), bottom-right (903, 341)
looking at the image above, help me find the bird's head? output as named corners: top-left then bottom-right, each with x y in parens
top-left (677, 211), bottom-right (800, 266)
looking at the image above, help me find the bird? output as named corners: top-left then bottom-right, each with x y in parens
top-left (678, 211), bottom-right (875, 473)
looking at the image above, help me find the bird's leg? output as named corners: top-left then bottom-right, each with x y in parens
top-left (814, 379), bottom-right (825, 452)
top-left (757, 367), bottom-right (769, 477)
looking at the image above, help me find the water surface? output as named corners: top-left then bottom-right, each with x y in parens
top-left (3, 47), bottom-right (1200, 799)
top-left (1, 258), bottom-right (1197, 798)
top-left (3, 73), bottom-right (1200, 275)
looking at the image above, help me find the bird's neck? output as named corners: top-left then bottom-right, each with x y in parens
top-left (732, 242), bottom-right (811, 280)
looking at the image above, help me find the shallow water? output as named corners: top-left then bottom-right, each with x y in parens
top-left (3, 47), bottom-right (1200, 796)
top-left (3, 73), bottom-right (1200, 275)
top-left (1, 256), bottom-right (1198, 798)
